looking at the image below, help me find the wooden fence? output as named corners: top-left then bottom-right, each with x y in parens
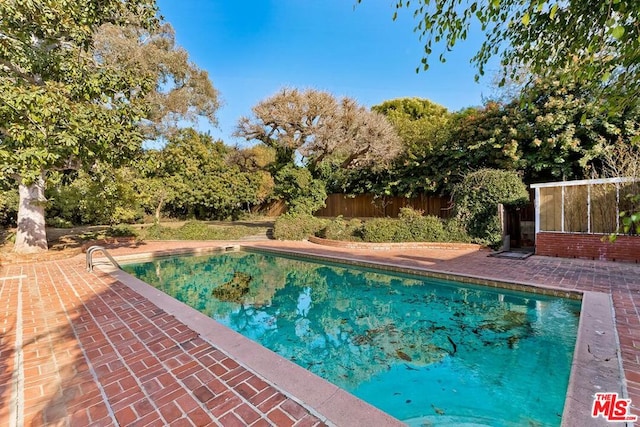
top-left (314, 194), bottom-right (452, 218)
top-left (251, 199), bottom-right (287, 217)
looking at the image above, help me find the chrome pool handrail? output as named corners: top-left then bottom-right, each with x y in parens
top-left (86, 245), bottom-right (121, 272)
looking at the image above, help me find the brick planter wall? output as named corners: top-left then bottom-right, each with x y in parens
top-left (536, 232), bottom-right (640, 263)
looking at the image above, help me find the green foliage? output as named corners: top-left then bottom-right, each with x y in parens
top-left (610, 193), bottom-right (640, 242)
top-left (372, 98), bottom-right (450, 150)
top-left (427, 77), bottom-right (640, 193)
top-left (47, 167), bottom-right (144, 225)
top-left (359, 208), bottom-right (470, 243)
top-left (432, 103), bottom-right (524, 192)
top-left (398, 208), bottom-right (447, 242)
top-left (515, 78), bottom-right (640, 181)
top-left (0, 0), bottom-right (158, 185)
top-left (365, 98), bottom-right (452, 196)
top-left (273, 214), bottom-right (328, 241)
top-left (320, 98), bottom-right (451, 197)
top-left (360, 218), bottom-right (405, 243)
top-left (317, 216), bottom-right (364, 241)
top-left (140, 129), bottom-right (264, 221)
top-left (443, 218), bottom-right (473, 243)
top-left (139, 221), bottom-right (260, 241)
top-left (620, 194), bottom-right (640, 235)
top-left (452, 169), bottom-right (529, 247)
top-left (274, 165), bottom-right (327, 216)
top-left (0, 0), bottom-right (155, 252)
top-left (0, 1), bottom-right (221, 252)
top-left (373, 0), bottom-right (640, 108)
top-left (0, 189), bottom-right (19, 227)
top-left (324, 80), bottom-right (640, 198)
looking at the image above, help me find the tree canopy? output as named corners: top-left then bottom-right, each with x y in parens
top-left (326, 77), bottom-right (640, 197)
top-left (372, 97), bottom-right (450, 152)
top-left (373, 0), bottom-right (640, 106)
top-left (235, 88), bottom-right (402, 170)
top-left (140, 129), bottom-right (262, 220)
top-left (0, 0), bottom-right (219, 252)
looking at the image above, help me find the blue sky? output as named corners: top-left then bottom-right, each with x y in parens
top-left (156, 0), bottom-right (497, 146)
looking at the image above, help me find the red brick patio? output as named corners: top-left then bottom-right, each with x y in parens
top-left (1, 240), bottom-right (639, 425)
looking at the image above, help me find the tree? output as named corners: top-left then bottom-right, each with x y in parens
top-left (372, 97), bottom-right (450, 151)
top-left (47, 165), bottom-right (144, 225)
top-left (131, 151), bottom-right (179, 223)
top-left (371, 97), bottom-right (451, 196)
top-left (516, 77), bottom-right (640, 182)
top-left (235, 88), bottom-right (402, 171)
top-left (0, 1), bottom-right (219, 252)
top-left (142, 129), bottom-right (261, 220)
top-left (432, 76), bottom-right (640, 192)
top-left (372, 0), bottom-right (640, 106)
top-left (601, 142), bottom-right (640, 240)
top-left (226, 145), bottom-right (276, 208)
top-left (432, 102), bottom-right (524, 192)
top-left (92, 19), bottom-right (220, 139)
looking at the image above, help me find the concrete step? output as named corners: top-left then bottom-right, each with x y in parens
top-left (238, 228), bottom-right (274, 241)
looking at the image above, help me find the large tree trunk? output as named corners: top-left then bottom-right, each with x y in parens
top-left (14, 173), bottom-right (48, 253)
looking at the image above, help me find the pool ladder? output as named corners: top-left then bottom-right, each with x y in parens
top-left (86, 245), bottom-right (121, 272)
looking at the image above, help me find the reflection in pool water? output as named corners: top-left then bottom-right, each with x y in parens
top-left (123, 251), bottom-right (580, 426)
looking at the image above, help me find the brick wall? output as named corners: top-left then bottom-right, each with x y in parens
top-left (536, 232), bottom-right (640, 263)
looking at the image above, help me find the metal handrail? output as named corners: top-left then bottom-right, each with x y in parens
top-left (86, 245), bottom-right (121, 272)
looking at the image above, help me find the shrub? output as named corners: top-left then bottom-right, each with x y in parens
top-left (318, 216), bottom-right (363, 241)
top-left (273, 165), bottom-right (327, 216)
top-left (360, 208), bottom-right (471, 244)
top-left (398, 208), bottom-right (446, 241)
top-left (273, 214), bottom-right (327, 240)
top-left (317, 216), bottom-right (346, 239)
top-left (409, 215), bottom-right (447, 242)
top-left (178, 221), bottom-right (217, 240)
top-left (452, 169), bottom-right (528, 247)
top-left (139, 221), bottom-right (260, 241)
top-left (361, 218), bottom-right (405, 242)
top-left (398, 207), bottom-right (423, 220)
top-left (111, 207), bottom-right (143, 225)
top-left (443, 218), bottom-right (472, 243)
top-left (346, 218), bottom-right (365, 240)
top-left (47, 168), bottom-right (144, 225)
top-left (140, 223), bottom-right (168, 240)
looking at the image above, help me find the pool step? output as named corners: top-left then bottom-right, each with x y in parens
top-left (239, 228), bottom-right (275, 241)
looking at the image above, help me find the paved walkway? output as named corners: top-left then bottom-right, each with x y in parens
top-left (1, 240), bottom-right (639, 426)
top-left (1, 244), bottom-right (325, 427)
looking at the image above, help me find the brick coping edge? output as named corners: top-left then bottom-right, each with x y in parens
top-left (307, 235), bottom-right (484, 251)
top-left (104, 244), bottom-right (625, 426)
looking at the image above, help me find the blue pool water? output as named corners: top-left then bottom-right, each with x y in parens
top-left (123, 250), bottom-right (580, 426)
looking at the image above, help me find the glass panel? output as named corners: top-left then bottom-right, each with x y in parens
top-left (564, 186), bottom-right (588, 232)
top-left (591, 183), bottom-right (618, 233)
top-left (539, 187), bottom-right (562, 231)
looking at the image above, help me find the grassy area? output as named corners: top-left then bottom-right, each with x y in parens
top-left (137, 221), bottom-right (269, 241)
top-left (1, 219), bottom-right (273, 255)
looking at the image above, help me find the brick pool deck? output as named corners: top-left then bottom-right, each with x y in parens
top-left (1, 239), bottom-right (639, 426)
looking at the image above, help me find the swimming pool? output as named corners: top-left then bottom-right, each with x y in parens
top-left (123, 249), bottom-right (581, 426)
